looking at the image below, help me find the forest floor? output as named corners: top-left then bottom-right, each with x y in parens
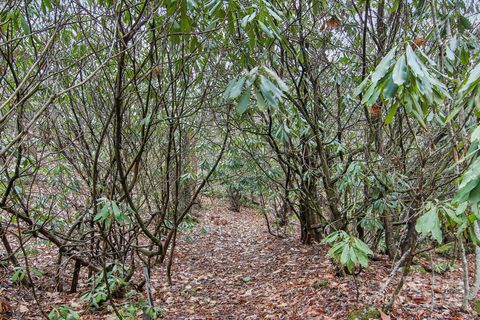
top-left (0, 198), bottom-right (478, 319)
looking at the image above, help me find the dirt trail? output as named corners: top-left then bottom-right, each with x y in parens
top-left (0, 198), bottom-right (471, 319)
top-left (152, 199), bottom-right (471, 319)
top-left (153, 199), bottom-right (333, 319)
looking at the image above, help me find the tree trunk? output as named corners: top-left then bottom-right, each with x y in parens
top-left (0, 225), bottom-right (19, 267)
top-left (228, 186), bottom-right (241, 212)
top-left (178, 129), bottom-right (194, 215)
top-left (383, 213), bottom-right (396, 259)
top-left (300, 140), bottom-right (321, 244)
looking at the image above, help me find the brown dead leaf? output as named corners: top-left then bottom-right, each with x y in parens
top-left (0, 300), bottom-right (13, 316)
top-left (413, 296), bottom-right (426, 304)
top-left (18, 303), bottom-right (29, 314)
top-left (3, 197), bottom-right (477, 319)
top-left (326, 16), bottom-right (341, 29)
top-left (379, 309), bottom-right (390, 320)
top-left (413, 37), bottom-right (427, 48)
top-left (152, 65), bottom-right (162, 76)
top-left (371, 104), bottom-right (381, 117)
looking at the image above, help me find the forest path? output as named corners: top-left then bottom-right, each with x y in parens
top-left (0, 198), bottom-right (470, 319)
top-left (152, 198), bottom-right (344, 319)
top-left (151, 198), bottom-right (468, 319)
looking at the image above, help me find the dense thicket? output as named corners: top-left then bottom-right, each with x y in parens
top-left (1, 0), bottom-right (480, 318)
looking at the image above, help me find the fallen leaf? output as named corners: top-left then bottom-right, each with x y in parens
top-left (379, 309), bottom-right (390, 320)
top-left (18, 304), bottom-right (29, 313)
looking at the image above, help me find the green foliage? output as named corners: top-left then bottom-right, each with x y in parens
top-left (445, 60), bottom-right (480, 246)
top-left (474, 299), bottom-right (480, 313)
top-left (454, 124), bottom-right (480, 212)
top-left (455, 155), bottom-right (480, 208)
top-left (181, 286), bottom-right (199, 297)
top-left (323, 231), bottom-right (373, 273)
top-left (241, 276), bottom-right (255, 283)
top-left (407, 264), bottom-right (427, 274)
top-left (11, 267), bottom-right (26, 283)
top-left (94, 198), bottom-right (131, 228)
top-left (356, 45), bottom-right (449, 126)
top-left (432, 261), bottom-right (456, 274)
top-left (416, 203), bottom-right (443, 243)
top-left (435, 242), bottom-right (456, 257)
top-left (458, 56), bottom-right (480, 98)
top-left (223, 66), bottom-right (288, 114)
top-left (81, 287), bottom-right (108, 308)
top-left (164, 215), bottom-right (198, 232)
top-left (214, 135), bottom-right (276, 203)
top-left (10, 265), bottom-right (42, 283)
top-left (80, 263), bottom-right (127, 308)
top-left (48, 305), bottom-right (80, 320)
top-left (312, 280), bottom-right (329, 289)
top-left (347, 307), bottom-right (381, 320)
top-left (415, 200), bottom-right (473, 243)
top-left (115, 300), bottom-right (164, 320)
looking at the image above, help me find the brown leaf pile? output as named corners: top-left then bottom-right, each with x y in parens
top-left (0, 198), bottom-right (477, 319)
